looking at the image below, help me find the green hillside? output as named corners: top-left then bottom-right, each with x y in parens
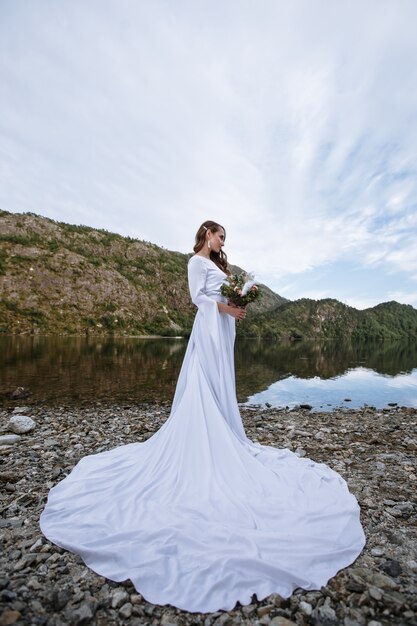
top-left (242, 298), bottom-right (417, 340)
top-left (0, 210), bottom-right (283, 336)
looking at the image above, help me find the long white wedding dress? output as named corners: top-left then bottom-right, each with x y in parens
top-left (40, 255), bottom-right (366, 613)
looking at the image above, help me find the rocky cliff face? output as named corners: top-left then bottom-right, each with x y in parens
top-left (0, 210), bottom-right (284, 335)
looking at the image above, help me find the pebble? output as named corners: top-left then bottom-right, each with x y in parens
top-left (379, 558), bottom-right (403, 577)
top-left (119, 602), bottom-right (133, 618)
top-left (12, 406), bottom-right (30, 414)
top-left (368, 586), bottom-right (382, 601)
top-left (68, 600), bottom-right (95, 625)
top-left (0, 403), bottom-right (416, 626)
top-left (161, 613), bottom-right (179, 625)
top-left (0, 610), bottom-right (22, 626)
top-left (311, 601), bottom-right (338, 626)
top-left (257, 603), bottom-right (275, 616)
top-left (130, 593), bottom-right (143, 604)
top-left (0, 434), bottom-right (21, 446)
top-left (299, 600), bottom-right (313, 615)
top-left (7, 415), bottom-right (36, 434)
top-left (111, 588), bottom-right (130, 608)
top-left (269, 617), bottom-right (297, 626)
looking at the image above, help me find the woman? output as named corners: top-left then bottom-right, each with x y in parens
top-left (40, 220), bottom-right (365, 613)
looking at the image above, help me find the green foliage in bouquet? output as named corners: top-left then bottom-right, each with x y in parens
top-left (221, 272), bottom-right (262, 307)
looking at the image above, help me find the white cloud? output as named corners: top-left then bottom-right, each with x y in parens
top-left (1, 0), bottom-right (417, 304)
top-left (387, 291), bottom-right (417, 308)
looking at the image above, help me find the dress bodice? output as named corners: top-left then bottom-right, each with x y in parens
top-left (188, 255), bottom-right (228, 305)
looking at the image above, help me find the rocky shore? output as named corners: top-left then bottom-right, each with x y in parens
top-left (1, 403), bottom-right (416, 626)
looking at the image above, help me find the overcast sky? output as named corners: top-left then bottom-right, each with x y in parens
top-left (1, 0), bottom-right (417, 308)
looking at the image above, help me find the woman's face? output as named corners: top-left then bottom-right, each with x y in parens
top-left (209, 228), bottom-right (225, 253)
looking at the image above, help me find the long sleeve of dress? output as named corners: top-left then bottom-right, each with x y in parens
top-left (187, 257), bottom-right (217, 310)
top-left (171, 255), bottom-right (232, 417)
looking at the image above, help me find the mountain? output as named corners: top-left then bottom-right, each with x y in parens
top-left (1, 210), bottom-right (416, 340)
top-left (0, 210), bottom-right (283, 336)
top-left (241, 297), bottom-right (417, 340)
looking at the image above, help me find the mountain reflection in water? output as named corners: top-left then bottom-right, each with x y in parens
top-left (1, 336), bottom-right (417, 409)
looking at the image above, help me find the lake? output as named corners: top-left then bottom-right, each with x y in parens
top-left (1, 336), bottom-right (417, 411)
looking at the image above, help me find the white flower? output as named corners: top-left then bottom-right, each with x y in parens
top-left (241, 272), bottom-right (256, 296)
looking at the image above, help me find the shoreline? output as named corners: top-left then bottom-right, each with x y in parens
top-left (1, 404), bottom-right (416, 625)
top-left (0, 333), bottom-right (188, 339)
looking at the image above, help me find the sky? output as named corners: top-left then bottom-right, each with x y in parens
top-left (1, 0), bottom-right (417, 309)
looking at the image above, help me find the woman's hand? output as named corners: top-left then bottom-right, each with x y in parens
top-left (217, 302), bottom-right (246, 320)
top-left (229, 304), bottom-right (246, 321)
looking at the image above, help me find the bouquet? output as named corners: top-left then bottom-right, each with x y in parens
top-left (221, 271), bottom-right (262, 308)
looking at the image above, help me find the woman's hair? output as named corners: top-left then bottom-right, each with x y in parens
top-left (193, 220), bottom-right (228, 273)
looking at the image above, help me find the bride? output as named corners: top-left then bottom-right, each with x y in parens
top-left (40, 220), bottom-right (366, 613)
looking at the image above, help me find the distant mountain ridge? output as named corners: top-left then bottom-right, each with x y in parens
top-left (241, 297), bottom-right (417, 340)
top-left (1, 209), bottom-right (416, 339)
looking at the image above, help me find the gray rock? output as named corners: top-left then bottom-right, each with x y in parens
top-left (242, 604), bottom-right (257, 616)
top-left (119, 602), bottom-right (133, 618)
top-left (160, 613), bottom-right (179, 625)
top-left (30, 599), bottom-right (44, 613)
top-left (8, 549), bottom-right (21, 560)
top-left (269, 617), bottom-right (297, 626)
top-left (311, 602), bottom-right (338, 626)
top-left (295, 448), bottom-right (306, 457)
top-left (403, 611), bottom-right (417, 621)
top-left (0, 589), bottom-right (17, 601)
top-left (44, 438), bottom-right (60, 447)
top-left (350, 567), bottom-right (398, 589)
top-left (213, 614), bottom-right (232, 626)
top-left (27, 577), bottom-right (42, 590)
top-left (0, 610), bottom-right (22, 625)
top-left (379, 559), bottom-right (403, 577)
top-left (111, 588), bottom-right (130, 608)
top-left (407, 559), bottom-right (417, 571)
top-left (29, 538), bottom-right (43, 552)
top-left (68, 600), bottom-right (96, 625)
top-left (299, 600), bottom-right (313, 615)
top-left (48, 588), bottom-right (72, 611)
top-left (381, 588), bottom-right (407, 608)
top-left (8, 386), bottom-right (31, 399)
top-left (368, 586), bottom-right (382, 601)
top-left (130, 593), bottom-right (143, 604)
top-left (268, 593), bottom-right (285, 607)
top-left (8, 415), bottom-right (36, 434)
top-left (257, 603), bottom-right (275, 616)
top-left (343, 619), bottom-right (364, 626)
top-left (0, 434), bottom-right (21, 445)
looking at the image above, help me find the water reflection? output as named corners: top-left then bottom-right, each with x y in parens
top-left (0, 336), bottom-right (186, 405)
top-left (1, 336), bottom-right (417, 409)
top-left (248, 367), bottom-right (417, 412)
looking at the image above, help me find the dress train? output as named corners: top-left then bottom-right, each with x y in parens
top-left (40, 255), bottom-right (365, 613)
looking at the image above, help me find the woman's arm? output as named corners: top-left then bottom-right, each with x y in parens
top-left (217, 302), bottom-right (246, 320)
top-left (188, 258), bottom-right (246, 320)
